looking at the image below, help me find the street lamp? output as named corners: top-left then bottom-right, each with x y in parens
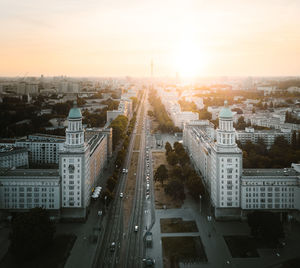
top-left (207, 216), bottom-right (212, 237)
top-left (104, 196), bottom-right (107, 213)
top-left (199, 194), bottom-right (202, 214)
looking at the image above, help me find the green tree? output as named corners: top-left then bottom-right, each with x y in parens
top-left (171, 165), bottom-right (183, 181)
top-left (166, 151), bottom-right (178, 166)
top-left (110, 115), bottom-right (128, 149)
top-left (10, 208), bottom-right (55, 260)
top-left (164, 179), bottom-right (185, 200)
top-left (165, 141), bottom-right (172, 154)
top-left (173, 142), bottom-right (185, 155)
top-left (154, 164), bottom-right (168, 185)
top-left (147, 110), bottom-right (154, 117)
top-left (186, 175), bottom-right (205, 200)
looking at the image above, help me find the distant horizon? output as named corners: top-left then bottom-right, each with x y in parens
top-left (1, 75), bottom-right (300, 79)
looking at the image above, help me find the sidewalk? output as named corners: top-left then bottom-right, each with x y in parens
top-left (146, 192), bottom-right (300, 268)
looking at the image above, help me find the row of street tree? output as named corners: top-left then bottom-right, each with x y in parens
top-left (154, 142), bottom-right (205, 201)
top-left (148, 90), bottom-right (181, 133)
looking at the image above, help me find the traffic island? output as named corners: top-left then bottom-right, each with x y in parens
top-left (162, 236), bottom-right (207, 268)
top-left (123, 152), bottom-right (139, 229)
top-left (160, 218), bottom-right (198, 233)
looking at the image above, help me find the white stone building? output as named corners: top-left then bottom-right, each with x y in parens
top-left (184, 101), bottom-right (243, 219)
top-left (106, 99), bottom-right (132, 123)
top-left (241, 168), bottom-right (300, 213)
top-left (0, 169), bottom-right (60, 212)
top-left (59, 102), bottom-right (109, 219)
top-left (236, 127), bottom-right (293, 148)
top-left (184, 102), bottom-right (300, 220)
top-left (16, 134), bottom-right (65, 165)
top-left (0, 146), bottom-right (29, 169)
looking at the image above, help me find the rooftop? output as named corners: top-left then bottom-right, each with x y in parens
top-left (0, 146), bottom-right (27, 154)
top-left (68, 101), bottom-right (82, 119)
top-left (242, 168), bottom-right (299, 178)
top-left (0, 169), bottom-right (59, 177)
top-left (219, 101), bottom-right (233, 118)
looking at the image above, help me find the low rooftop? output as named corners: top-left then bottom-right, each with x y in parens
top-left (242, 168), bottom-right (299, 178)
top-left (0, 169), bottom-right (59, 177)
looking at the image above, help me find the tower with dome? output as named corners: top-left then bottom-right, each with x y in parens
top-left (183, 101), bottom-right (243, 219)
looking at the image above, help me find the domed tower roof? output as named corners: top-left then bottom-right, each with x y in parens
top-left (68, 101), bottom-right (82, 119)
top-left (219, 100), bottom-right (233, 119)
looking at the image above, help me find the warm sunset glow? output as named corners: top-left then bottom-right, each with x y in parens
top-left (172, 41), bottom-right (207, 78)
top-left (0, 0), bottom-right (300, 76)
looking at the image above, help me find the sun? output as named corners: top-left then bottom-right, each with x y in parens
top-left (172, 40), bottom-right (206, 78)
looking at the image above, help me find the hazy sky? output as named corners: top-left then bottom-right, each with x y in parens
top-left (1, 0), bottom-right (300, 77)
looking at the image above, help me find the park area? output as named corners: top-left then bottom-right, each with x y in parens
top-left (152, 151), bottom-right (182, 209)
top-left (162, 236), bottom-right (207, 268)
top-left (160, 218), bottom-right (198, 233)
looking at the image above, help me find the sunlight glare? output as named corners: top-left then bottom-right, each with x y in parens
top-left (172, 40), bottom-right (207, 78)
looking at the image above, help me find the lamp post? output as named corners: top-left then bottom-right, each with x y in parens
top-left (207, 215), bottom-right (212, 237)
top-left (199, 194), bottom-right (202, 214)
top-left (104, 195), bottom-right (107, 213)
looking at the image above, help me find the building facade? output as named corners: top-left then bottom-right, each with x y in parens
top-left (0, 169), bottom-right (60, 212)
top-left (0, 146), bottom-right (29, 169)
top-left (241, 168), bottom-right (300, 213)
top-left (236, 127), bottom-right (293, 148)
top-left (16, 134), bottom-right (65, 165)
top-left (0, 103), bottom-right (110, 220)
top-left (184, 101), bottom-right (243, 219)
top-left (184, 102), bottom-right (300, 220)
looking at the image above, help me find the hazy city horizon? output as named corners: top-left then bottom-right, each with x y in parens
top-left (1, 0), bottom-right (300, 77)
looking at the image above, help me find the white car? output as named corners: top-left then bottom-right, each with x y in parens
top-left (125, 169), bottom-right (128, 173)
top-left (122, 168), bottom-right (126, 173)
top-left (120, 192), bottom-right (124, 198)
top-left (134, 225), bottom-right (139, 232)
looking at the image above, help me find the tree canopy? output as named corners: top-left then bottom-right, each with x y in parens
top-left (110, 115), bottom-right (128, 149)
top-left (154, 164), bottom-right (168, 185)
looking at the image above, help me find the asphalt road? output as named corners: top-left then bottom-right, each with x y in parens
top-left (93, 90), bottom-right (149, 268)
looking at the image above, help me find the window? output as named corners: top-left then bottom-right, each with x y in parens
top-left (68, 164), bottom-right (75, 174)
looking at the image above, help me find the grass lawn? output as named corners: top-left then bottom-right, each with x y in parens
top-left (162, 236), bottom-right (207, 268)
top-left (0, 234), bottom-right (76, 268)
top-left (160, 218), bottom-right (198, 233)
top-left (224, 235), bottom-right (259, 258)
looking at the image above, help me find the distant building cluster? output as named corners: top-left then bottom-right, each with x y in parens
top-left (156, 89), bottom-right (199, 129)
top-left (236, 127), bottom-right (293, 149)
top-left (183, 102), bottom-right (300, 220)
top-left (106, 97), bottom-right (133, 124)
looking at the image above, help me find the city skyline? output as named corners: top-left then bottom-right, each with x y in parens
top-left (1, 0), bottom-right (300, 77)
